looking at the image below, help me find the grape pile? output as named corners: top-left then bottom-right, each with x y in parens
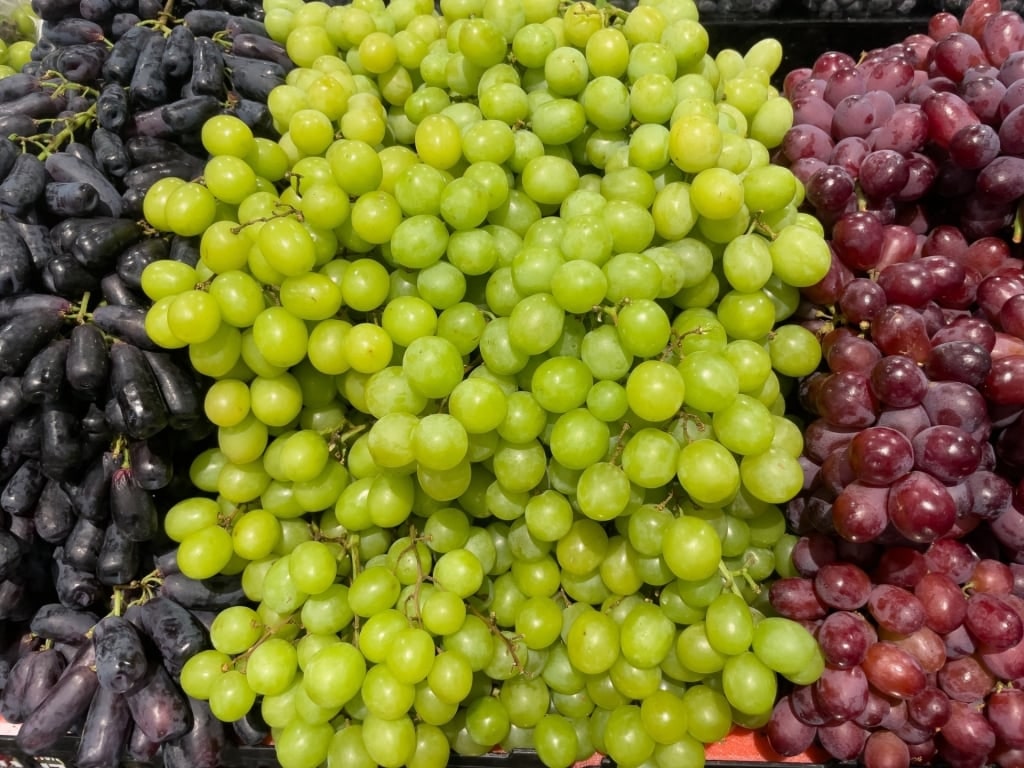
top-left (767, 1), bottom-right (1024, 766)
top-left (0, 0), bottom-right (320, 765)
top-left (128, 0), bottom-right (846, 766)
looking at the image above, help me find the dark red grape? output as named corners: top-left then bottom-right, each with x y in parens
top-left (816, 370), bottom-right (879, 428)
top-left (924, 341), bottom-right (992, 386)
top-left (863, 729), bottom-right (911, 768)
top-left (831, 482), bottom-right (890, 543)
top-left (770, 577), bottom-right (829, 621)
top-left (817, 719), bottom-right (869, 761)
top-left (862, 641), bottom-right (928, 699)
top-left (887, 470), bottom-right (957, 543)
top-left (916, 571), bottom-right (969, 634)
top-left (765, 696), bottom-right (818, 757)
top-left (867, 584), bottom-right (927, 635)
top-left (817, 610), bottom-right (876, 667)
top-left (813, 664), bottom-right (869, 721)
top-left (965, 591), bottom-right (1023, 651)
top-left (984, 355), bottom-right (1024, 405)
top-left (871, 305), bottom-right (932, 363)
top-left (985, 686), bottom-right (1024, 748)
top-left (814, 561), bottom-right (872, 610)
top-left (869, 355), bottom-right (929, 408)
top-left (937, 655), bottom-right (996, 702)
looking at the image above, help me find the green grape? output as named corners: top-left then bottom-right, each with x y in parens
top-left (209, 669), bottom-right (257, 722)
top-left (303, 641), bottom-right (367, 709)
top-left (178, 525), bottom-right (234, 580)
top-left (180, 648), bottom-right (231, 700)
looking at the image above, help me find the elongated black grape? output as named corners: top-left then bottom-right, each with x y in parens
top-left (111, 11), bottom-right (141, 34)
top-left (44, 254), bottom-right (101, 299)
top-left (0, 219), bottom-right (34, 298)
top-left (33, 479), bottom-right (75, 544)
top-left (189, 37), bottom-right (224, 97)
top-left (97, 521), bottom-right (139, 585)
top-left (1, 652), bottom-right (39, 723)
top-left (51, 217), bottom-right (91, 252)
top-left (1, 648), bottom-right (66, 723)
top-left (142, 350), bottom-right (201, 429)
top-left (232, 709), bottom-right (270, 746)
top-left (40, 18), bottom-right (105, 44)
top-left (117, 237), bottom-right (169, 291)
top-left (101, 273), bottom-right (145, 307)
top-left (97, 83), bottom-right (128, 132)
top-left (77, 686), bottom-right (133, 768)
top-left (123, 158), bottom-right (205, 190)
top-left (66, 322), bottom-right (110, 399)
top-left (129, 33), bottom-right (168, 109)
top-left (15, 639), bottom-right (99, 754)
top-left (0, 578), bottom-right (27, 620)
top-left (79, 402), bottom-right (113, 456)
top-left (0, 376), bottom-right (26, 423)
top-left (230, 32), bottom-right (292, 70)
top-left (21, 339), bottom-right (69, 403)
top-left (64, 140), bottom-right (100, 170)
top-left (80, 0), bottom-right (115, 21)
top-left (32, 0), bottom-right (85, 21)
top-left (162, 697), bottom-right (225, 768)
top-left (110, 342), bottom-right (169, 438)
top-left (63, 516), bottom-right (105, 572)
top-left (182, 8), bottom-right (232, 34)
top-left (90, 126), bottom-right (130, 180)
top-left (125, 135), bottom-right (204, 167)
top-left (160, 572), bottom-right (246, 611)
top-left (55, 550), bottom-right (106, 609)
top-left (229, 98), bottom-right (272, 133)
top-left (46, 153), bottom-right (124, 219)
top-left (0, 90), bottom-right (66, 121)
top-left (93, 614), bottom-right (150, 693)
top-left (126, 661), bottom-right (193, 744)
top-left (7, 409), bottom-right (41, 457)
top-left (40, 397), bottom-right (83, 480)
top-left (0, 308), bottom-right (67, 376)
top-left (44, 181), bottom-right (99, 217)
top-left (91, 304), bottom-right (158, 349)
top-left (161, 23), bottom-right (195, 79)
top-left (128, 439), bottom-right (173, 490)
top-left (0, 138), bottom-right (17, 182)
top-left (136, 595), bottom-right (209, 677)
top-left (103, 25), bottom-right (155, 85)
top-left (110, 466), bottom-right (158, 541)
top-left (0, 294), bottom-right (73, 324)
top-left (0, 154), bottom-right (48, 215)
top-left (224, 15), bottom-right (267, 37)
top-left (46, 43), bottom-right (107, 85)
top-left (154, 547), bottom-right (180, 576)
top-left (1, 459), bottom-right (46, 516)
top-left (223, 54), bottom-right (285, 101)
top-left (0, 114), bottom-right (36, 138)
top-left (65, 452), bottom-right (114, 523)
top-left (0, 530), bottom-right (21, 582)
top-left (71, 218), bottom-right (144, 273)
top-left (30, 603), bottom-right (99, 644)
top-left (9, 221), bottom-right (59, 273)
top-left (126, 722), bottom-right (161, 762)
top-left (161, 94), bottom-right (222, 134)
top-left (0, 73), bottom-right (41, 103)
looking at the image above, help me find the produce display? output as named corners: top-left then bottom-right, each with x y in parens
top-left (0, 0), bottom-right (1023, 767)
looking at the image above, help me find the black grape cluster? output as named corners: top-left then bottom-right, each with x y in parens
top-left (796, 0), bottom-right (920, 19)
top-left (2, 594), bottom-right (267, 768)
top-left (0, 0), bottom-right (291, 760)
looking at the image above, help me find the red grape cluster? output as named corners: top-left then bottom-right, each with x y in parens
top-left (777, 0), bottom-right (1024, 241)
top-left (768, 536), bottom-right (1024, 768)
top-left (768, 1), bottom-right (1024, 765)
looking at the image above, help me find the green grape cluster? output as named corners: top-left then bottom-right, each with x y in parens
top-left (0, 0), bottom-right (38, 76)
top-left (141, 0), bottom-right (833, 766)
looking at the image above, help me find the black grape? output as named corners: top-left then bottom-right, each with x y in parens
top-left (162, 697), bottom-right (226, 768)
top-left (32, 479), bottom-right (76, 544)
top-left (96, 519), bottom-right (140, 585)
top-left (94, 614), bottom-right (150, 693)
top-left (91, 304), bottom-right (159, 349)
top-left (15, 639), bottom-right (99, 754)
top-left (29, 602), bottom-right (100, 644)
top-left (66, 322), bottom-right (110, 400)
top-left (63, 516), bottom-right (106, 571)
top-left (1, 459), bottom-right (47, 517)
top-left (110, 465), bottom-right (158, 541)
top-left (0, 154), bottom-right (48, 215)
top-left (76, 686), bottom-right (133, 768)
top-left (21, 339), bottom-right (69, 403)
top-left (126, 662), bottom-right (193, 744)
top-left (136, 595), bottom-right (209, 677)
top-left (0, 219), bottom-right (36, 297)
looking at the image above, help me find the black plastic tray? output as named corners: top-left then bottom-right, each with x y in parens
top-left (0, 735), bottom-right (825, 768)
top-left (703, 16), bottom-right (931, 74)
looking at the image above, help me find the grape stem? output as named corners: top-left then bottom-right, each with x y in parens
top-left (609, 421), bottom-right (631, 465)
top-left (1014, 202), bottom-right (1023, 244)
top-left (229, 206), bottom-right (303, 235)
top-left (466, 602), bottom-right (527, 677)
